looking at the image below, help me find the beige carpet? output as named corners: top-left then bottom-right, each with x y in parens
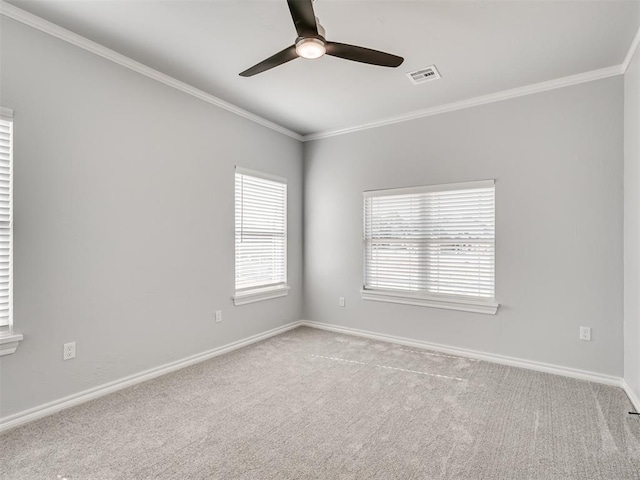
top-left (1, 326), bottom-right (639, 479)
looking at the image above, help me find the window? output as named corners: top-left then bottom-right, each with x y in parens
top-left (0, 111), bottom-right (13, 330)
top-left (362, 180), bottom-right (498, 314)
top-left (233, 168), bottom-right (289, 306)
top-left (0, 107), bottom-right (20, 356)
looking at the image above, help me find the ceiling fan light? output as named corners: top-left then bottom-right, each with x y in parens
top-left (295, 38), bottom-right (326, 59)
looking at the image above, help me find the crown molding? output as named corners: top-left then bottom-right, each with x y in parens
top-left (303, 64), bottom-right (624, 141)
top-left (622, 24), bottom-right (640, 73)
top-left (0, 1), bottom-right (303, 142)
top-left (1, 1), bottom-right (635, 144)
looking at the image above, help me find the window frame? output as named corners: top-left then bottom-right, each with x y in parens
top-left (361, 179), bottom-right (499, 315)
top-left (0, 107), bottom-right (22, 356)
top-left (232, 167), bottom-right (289, 306)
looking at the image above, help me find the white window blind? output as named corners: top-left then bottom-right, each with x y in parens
top-left (363, 180), bottom-right (495, 301)
top-left (235, 169), bottom-right (287, 293)
top-left (0, 113), bottom-right (13, 328)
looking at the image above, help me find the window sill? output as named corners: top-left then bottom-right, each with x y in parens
top-left (0, 332), bottom-right (23, 356)
top-left (360, 289), bottom-right (499, 315)
top-left (233, 285), bottom-right (290, 306)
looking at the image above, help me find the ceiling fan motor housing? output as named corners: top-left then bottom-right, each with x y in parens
top-left (295, 37), bottom-right (326, 59)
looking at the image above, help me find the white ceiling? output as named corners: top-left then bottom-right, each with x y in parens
top-left (5, 0), bottom-right (640, 136)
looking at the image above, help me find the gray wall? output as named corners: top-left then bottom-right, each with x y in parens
top-left (304, 77), bottom-right (625, 376)
top-left (0, 18), bottom-right (303, 418)
top-left (0, 13), bottom-right (632, 421)
top-left (625, 42), bottom-right (640, 401)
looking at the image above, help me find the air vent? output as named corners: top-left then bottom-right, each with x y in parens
top-left (407, 65), bottom-right (441, 85)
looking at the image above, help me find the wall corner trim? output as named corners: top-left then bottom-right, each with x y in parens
top-left (0, 320), bottom-right (303, 433)
top-left (622, 380), bottom-right (640, 412)
top-left (1, 1), bottom-right (633, 143)
top-left (0, 1), bottom-right (303, 142)
top-left (302, 64), bottom-right (624, 141)
top-left (622, 24), bottom-right (640, 73)
top-left (299, 320), bottom-right (624, 388)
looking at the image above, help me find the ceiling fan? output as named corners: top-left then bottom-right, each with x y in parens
top-left (239, 0), bottom-right (404, 77)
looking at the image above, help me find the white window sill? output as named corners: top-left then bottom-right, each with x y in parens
top-left (0, 332), bottom-right (23, 356)
top-left (233, 285), bottom-right (290, 306)
top-left (360, 289), bottom-right (499, 315)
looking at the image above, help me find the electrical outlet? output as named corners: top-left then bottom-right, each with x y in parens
top-left (215, 310), bottom-right (222, 323)
top-left (579, 326), bottom-right (591, 341)
top-left (63, 342), bottom-right (76, 360)
top-left (339, 297), bottom-right (345, 307)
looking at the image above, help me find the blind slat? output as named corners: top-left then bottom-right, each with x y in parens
top-left (235, 171), bottom-right (287, 291)
top-left (0, 116), bottom-right (11, 328)
top-left (364, 183), bottom-right (495, 299)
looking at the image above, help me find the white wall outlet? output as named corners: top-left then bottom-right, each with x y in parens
top-left (579, 326), bottom-right (591, 341)
top-left (339, 297), bottom-right (345, 307)
top-left (63, 342), bottom-right (76, 360)
top-left (215, 310), bottom-right (222, 323)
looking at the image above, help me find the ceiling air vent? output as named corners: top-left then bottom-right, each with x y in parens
top-left (407, 65), bottom-right (441, 85)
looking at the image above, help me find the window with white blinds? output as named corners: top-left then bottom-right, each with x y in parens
top-left (0, 112), bottom-right (13, 329)
top-left (234, 168), bottom-right (288, 305)
top-left (362, 180), bottom-right (498, 314)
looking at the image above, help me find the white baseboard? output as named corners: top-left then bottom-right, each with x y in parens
top-left (0, 320), bottom-right (303, 433)
top-left (622, 380), bottom-right (640, 412)
top-left (300, 320), bottom-right (623, 387)
top-left (2, 319), bottom-right (632, 433)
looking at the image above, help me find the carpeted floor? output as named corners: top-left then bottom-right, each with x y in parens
top-left (1, 326), bottom-right (639, 479)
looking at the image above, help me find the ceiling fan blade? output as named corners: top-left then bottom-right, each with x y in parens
top-left (287, 0), bottom-right (318, 37)
top-left (325, 42), bottom-right (404, 68)
top-left (239, 45), bottom-right (298, 77)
